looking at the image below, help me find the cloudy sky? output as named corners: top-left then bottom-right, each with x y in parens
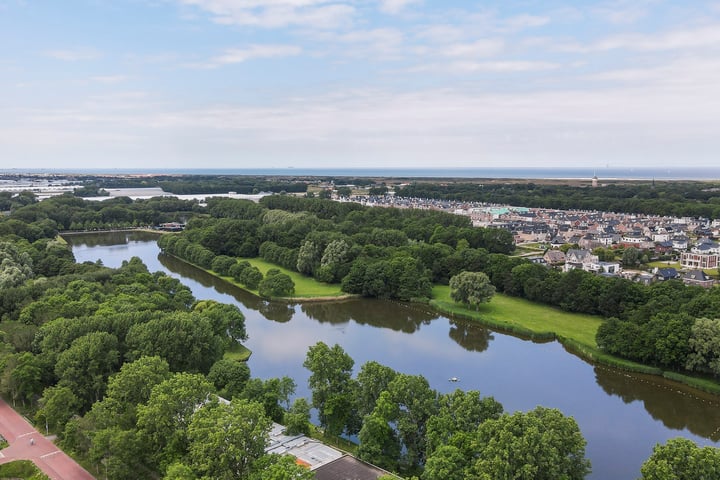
top-left (1, 0), bottom-right (719, 170)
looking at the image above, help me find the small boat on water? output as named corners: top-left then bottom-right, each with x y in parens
top-left (449, 377), bottom-right (459, 382)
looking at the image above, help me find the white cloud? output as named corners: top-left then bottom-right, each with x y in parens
top-left (440, 39), bottom-right (505, 58)
top-left (591, 0), bottom-right (654, 25)
top-left (194, 44), bottom-right (302, 68)
top-left (378, 0), bottom-right (420, 15)
top-left (566, 24), bottom-right (720, 52)
top-left (45, 48), bottom-right (101, 61)
top-left (177, 0), bottom-right (355, 28)
top-left (90, 75), bottom-right (128, 84)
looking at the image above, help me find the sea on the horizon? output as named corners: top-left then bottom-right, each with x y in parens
top-left (3, 167), bottom-right (720, 181)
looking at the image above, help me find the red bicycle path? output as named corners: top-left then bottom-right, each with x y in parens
top-left (0, 398), bottom-right (95, 480)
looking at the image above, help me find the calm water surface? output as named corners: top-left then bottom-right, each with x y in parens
top-left (68, 232), bottom-right (720, 480)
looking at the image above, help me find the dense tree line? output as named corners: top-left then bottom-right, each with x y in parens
top-left (304, 342), bottom-right (591, 479)
top-left (159, 196), bottom-right (514, 301)
top-left (0, 192), bottom-right (200, 234)
top-left (396, 181), bottom-right (720, 219)
top-left (72, 174), bottom-right (308, 195)
top-left (0, 235), bottom-right (310, 478)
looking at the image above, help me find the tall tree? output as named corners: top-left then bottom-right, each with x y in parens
top-left (187, 399), bottom-right (272, 480)
top-left (640, 438), bottom-right (720, 480)
top-left (136, 373), bottom-right (214, 467)
top-left (303, 342), bottom-right (359, 436)
top-left (686, 318), bottom-right (720, 376)
top-left (470, 407), bottom-right (591, 480)
top-left (449, 271), bottom-right (496, 309)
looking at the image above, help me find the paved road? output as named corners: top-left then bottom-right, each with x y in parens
top-left (0, 398), bottom-right (95, 480)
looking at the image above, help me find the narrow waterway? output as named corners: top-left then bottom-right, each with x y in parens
top-left (68, 232), bottom-right (720, 480)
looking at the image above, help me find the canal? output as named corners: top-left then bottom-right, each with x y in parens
top-left (67, 231), bottom-right (720, 480)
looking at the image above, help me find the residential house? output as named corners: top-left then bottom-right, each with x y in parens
top-left (564, 249), bottom-right (599, 272)
top-left (680, 252), bottom-right (719, 270)
top-left (544, 250), bottom-right (566, 266)
top-left (682, 270), bottom-right (715, 288)
top-left (653, 267), bottom-right (680, 282)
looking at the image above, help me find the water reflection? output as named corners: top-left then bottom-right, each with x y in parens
top-left (64, 231), bottom-right (160, 247)
top-left (448, 319), bottom-right (493, 353)
top-left (594, 366), bottom-right (720, 440)
top-left (301, 300), bottom-right (436, 333)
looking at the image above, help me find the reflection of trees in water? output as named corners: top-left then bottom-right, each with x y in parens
top-left (159, 253), bottom-right (264, 309)
top-left (594, 365), bottom-right (720, 440)
top-left (160, 253), bottom-right (296, 323)
top-left (65, 231), bottom-right (160, 247)
top-left (258, 301), bottom-right (295, 323)
top-left (448, 319), bottom-right (493, 353)
top-left (301, 300), bottom-right (437, 333)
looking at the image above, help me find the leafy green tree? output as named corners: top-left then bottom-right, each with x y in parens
top-left (208, 358), bottom-right (251, 399)
top-left (622, 247), bottom-right (640, 267)
top-left (686, 318), bottom-right (720, 376)
top-left (450, 271), bottom-right (495, 309)
top-left (357, 392), bottom-right (400, 471)
top-left (55, 331), bottom-right (120, 409)
top-left (425, 389), bottom-right (503, 457)
top-left (258, 269), bottom-right (295, 298)
top-left (241, 376), bottom-right (295, 422)
top-left (211, 255), bottom-right (237, 276)
top-left (296, 239), bottom-right (323, 275)
top-left (249, 455), bottom-right (315, 480)
top-left (89, 427), bottom-right (144, 480)
top-left (240, 266), bottom-right (263, 289)
top-left (136, 372), bottom-right (214, 467)
top-left (187, 399), bottom-right (272, 480)
top-left (90, 356), bottom-right (172, 430)
top-left (422, 445), bottom-right (466, 480)
top-left (356, 361), bottom-right (397, 418)
top-left (35, 385), bottom-right (81, 434)
top-left (193, 300), bottom-right (247, 343)
top-left (303, 342), bottom-right (359, 436)
top-left (3, 352), bottom-right (43, 407)
top-left (639, 437), bottom-right (720, 480)
top-left (386, 373), bottom-right (438, 468)
top-left (163, 463), bottom-right (197, 480)
top-left (283, 398), bottom-right (311, 436)
top-left (470, 407), bottom-right (591, 480)
top-left (125, 312), bottom-right (224, 374)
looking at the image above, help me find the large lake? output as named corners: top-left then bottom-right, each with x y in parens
top-left (68, 231), bottom-right (720, 480)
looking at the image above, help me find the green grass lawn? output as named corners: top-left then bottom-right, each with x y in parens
top-left (224, 342), bottom-right (252, 361)
top-left (431, 285), bottom-right (602, 348)
top-left (646, 260), bottom-right (681, 270)
top-left (0, 460), bottom-right (49, 480)
top-left (238, 258), bottom-right (345, 298)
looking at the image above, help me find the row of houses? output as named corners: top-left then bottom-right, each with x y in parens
top-left (534, 248), bottom-right (715, 288)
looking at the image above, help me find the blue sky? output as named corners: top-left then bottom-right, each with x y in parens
top-left (1, 0), bottom-right (719, 170)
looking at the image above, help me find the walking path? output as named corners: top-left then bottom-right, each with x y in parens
top-left (0, 398), bottom-right (95, 480)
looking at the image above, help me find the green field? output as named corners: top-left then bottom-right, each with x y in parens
top-left (235, 258), bottom-right (345, 298)
top-left (431, 285), bottom-right (602, 348)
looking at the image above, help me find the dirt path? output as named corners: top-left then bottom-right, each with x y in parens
top-left (0, 398), bottom-right (95, 480)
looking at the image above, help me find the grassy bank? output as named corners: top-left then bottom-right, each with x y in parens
top-left (224, 342), bottom-right (252, 361)
top-left (431, 286), bottom-right (720, 395)
top-left (431, 285), bottom-right (602, 348)
top-left (238, 258), bottom-right (345, 298)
